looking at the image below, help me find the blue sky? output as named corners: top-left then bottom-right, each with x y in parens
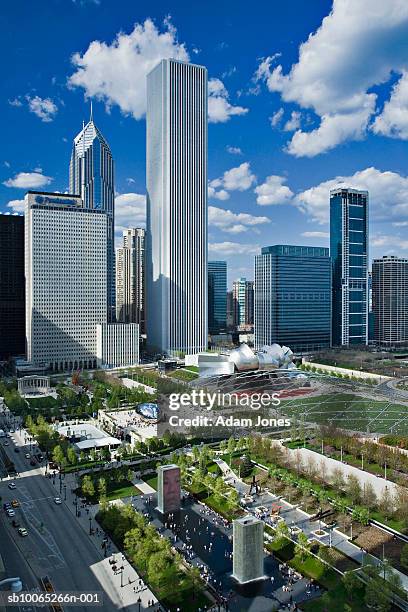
top-left (2, 0), bottom-right (408, 284)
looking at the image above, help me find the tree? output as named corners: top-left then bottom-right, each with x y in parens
top-left (228, 489), bottom-right (240, 510)
top-left (345, 474), bottom-right (362, 505)
top-left (365, 576), bottom-right (391, 612)
top-left (240, 455), bottom-right (253, 478)
top-left (294, 531), bottom-right (310, 563)
top-left (342, 571), bottom-right (360, 602)
top-left (81, 475), bottom-right (95, 498)
top-left (331, 467), bottom-right (345, 490)
top-left (67, 446), bottom-right (77, 465)
top-left (274, 520), bottom-right (289, 546)
top-left (98, 477), bottom-right (107, 499)
top-left (378, 486), bottom-right (394, 520)
top-left (227, 436), bottom-right (236, 454)
top-left (52, 445), bottom-right (65, 467)
top-left (362, 482), bottom-right (377, 510)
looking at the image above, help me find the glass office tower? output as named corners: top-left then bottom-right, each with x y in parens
top-left (208, 261), bottom-right (227, 333)
top-left (69, 108), bottom-right (115, 320)
top-left (330, 188), bottom-right (368, 346)
top-left (254, 245), bottom-right (331, 352)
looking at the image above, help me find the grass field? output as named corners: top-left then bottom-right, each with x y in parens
top-left (280, 393), bottom-right (408, 435)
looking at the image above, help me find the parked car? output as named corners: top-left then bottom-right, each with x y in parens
top-left (14, 448), bottom-right (20, 453)
top-left (3, 502), bottom-right (12, 510)
top-left (25, 453), bottom-right (30, 459)
top-left (8, 482), bottom-right (16, 490)
top-left (11, 500), bottom-right (20, 508)
top-left (6, 509), bottom-right (15, 517)
top-left (54, 497), bottom-right (62, 505)
top-left (18, 527), bottom-right (28, 537)
top-left (4, 441), bottom-right (9, 446)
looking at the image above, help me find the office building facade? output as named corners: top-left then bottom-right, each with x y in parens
top-left (69, 110), bottom-right (115, 319)
top-left (146, 59), bottom-right (208, 355)
top-left (208, 261), bottom-right (227, 333)
top-left (330, 188), bottom-right (368, 346)
top-left (96, 323), bottom-right (139, 368)
top-left (25, 191), bottom-right (108, 370)
top-left (232, 278), bottom-right (254, 327)
top-left (116, 228), bottom-right (145, 332)
top-left (0, 214), bottom-right (25, 359)
top-left (254, 245), bottom-right (331, 352)
top-left (372, 256), bottom-right (408, 346)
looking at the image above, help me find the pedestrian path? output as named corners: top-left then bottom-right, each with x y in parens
top-left (132, 478), bottom-right (156, 494)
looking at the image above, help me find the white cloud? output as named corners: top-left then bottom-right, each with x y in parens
top-left (209, 205), bottom-right (270, 234)
top-left (255, 175), bottom-right (294, 206)
top-left (115, 193), bottom-right (146, 233)
top-left (255, 0), bottom-right (408, 156)
top-left (296, 166), bottom-right (408, 224)
top-left (372, 71), bottom-right (408, 139)
top-left (226, 145), bottom-right (243, 155)
top-left (3, 172), bottom-right (52, 189)
top-left (209, 241), bottom-right (260, 255)
top-left (371, 234), bottom-right (408, 250)
top-left (301, 231), bottom-right (329, 238)
top-left (7, 199), bottom-right (25, 213)
top-left (126, 177), bottom-right (136, 184)
top-left (8, 97), bottom-right (22, 107)
top-left (4, 161), bottom-right (10, 168)
top-left (68, 19), bottom-right (189, 120)
top-left (270, 108), bottom-right (284, 127)
top-left (208, 78), bottom-right (249, 123)
top-left (209, 162), bottom-right (256, 200)
top-left (26, 96), bottom-right (58, 122)
top-left (283, 111), bottom-right (301, 132)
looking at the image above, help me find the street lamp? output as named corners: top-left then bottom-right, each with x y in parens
top-left (89, 516), bottom-right (92, 535)
top-left (64, 484), bottom-right (67, 501)
top-left (120, 566), bottom-right (124, 588)
top-left (137, 596), bottom-right (142, 611)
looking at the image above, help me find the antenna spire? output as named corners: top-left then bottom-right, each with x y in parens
top-left (90, 100), bottom-right (93, 122)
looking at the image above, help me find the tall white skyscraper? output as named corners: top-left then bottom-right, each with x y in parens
top-left (146, 59), bottom-right (208, 356)
top-left (25, 191), bottom-right (108, 371)
top-left (116, 228), bottom-right (145, 332)
top-left (69, 107), bottom-right (115, 320)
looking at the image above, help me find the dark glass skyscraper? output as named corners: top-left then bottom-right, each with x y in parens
top-left (0, 214), bottom-right (25, 359)
top-left (254, 245), bottom-right (331, 352)
top-left (69, 107), bottom-right (115, 320)
top-left (330, 188), bottom-right (368, 346)
top-left (208, 261), bottom-right (227, 333)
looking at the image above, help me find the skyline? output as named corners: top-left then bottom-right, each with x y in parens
top-left (2, 0), bottom-right (408, 283)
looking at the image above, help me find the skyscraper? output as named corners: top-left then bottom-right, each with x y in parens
top-left (116, 228), bottom-right (145, 332)
top-left (330, 188), bottom-right (368, 346)
top-left (254, 245), bottom-right (331, 352)
top-left (208, 261), bottom-right (227, 333)
top-left (25, 191), bottom-right (108, 370)
top-left (146, 59), bottom-right (208, 355)
top-left (69, 107), bottom-right (115, 319)
top-left (372, 255), bottom-right (408, 346)
top-left (0, 214), bottom-right (25, 359)
top-left (232, 278), bottom-right (254, 327)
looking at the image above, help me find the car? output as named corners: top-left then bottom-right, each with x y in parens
top-left (8, 482), bottom-right (16, 490)
top-left (6, 509), bottom-right (15, 517)
top-left (12, 520), bottom-right (20, 528)
top-left (25, 453), bottom-right (30, 459)
top-left (30, 459), bottom-right (36, 466)
top-left (9, 429), bottom-right (15, 433)
top-left (4, 441), bottom-right (9, 446)
top-left (54, 497), bottom-right (62, 505)
top-left (11, 500), bottom-right (20, 508)
top-left (3, 502), bottom-right (11, 510)
top-left (18, 527), bottom-right (28, 537)
top-left (14, 448), bottom-right (20, 453)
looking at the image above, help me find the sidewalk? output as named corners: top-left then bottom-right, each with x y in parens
top-left (12, 424), bottom-right (162, 611)
top-left (216, 458), bottom-right (408, 593)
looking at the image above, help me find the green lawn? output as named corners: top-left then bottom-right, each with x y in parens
top-left (141, 473), bottom-right (158, 490)
top-left (280, 392), bottom-right (408, 435)
top-left (105, 485), bottom-right (141, 501)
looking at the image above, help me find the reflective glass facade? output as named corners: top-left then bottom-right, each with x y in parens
top-left (208, 261), bottom-right (227, 333)
top-left (254, 245), bottom-right (331, 352)
top-left (330, 188), bottom-right (368, 346)
top-left (69, 115), bottom-right (115, 320)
